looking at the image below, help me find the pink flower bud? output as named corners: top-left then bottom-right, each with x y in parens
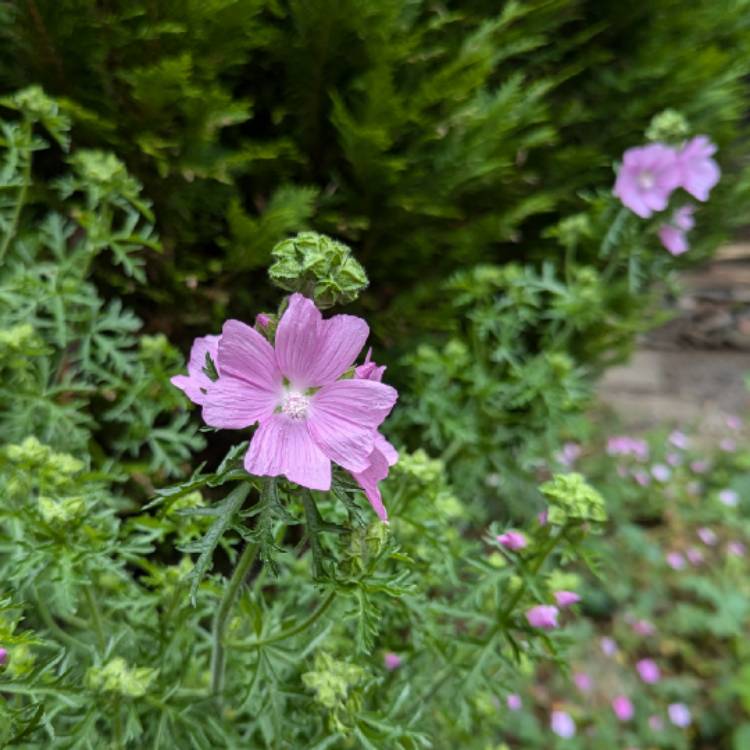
top-left (506, 693), bottom-right (522, 711)
top-left (554, 591), bottom-right (581, 608)
top-left (550, 710), bottom-right (576, 738)
top-left (668, 703), bottom-right (691, 728)
top-left (497, 530), bottom-right (527, 551)
top-left (612, 695), bottom-right (634, 721)
top-left (255, 313), bottom-right (271, 328)
top-left (525, 605), bottom-right (559, 630)
top-left (636, 658), bottom-right (661, 684)
top-left (384, 652), bottom-right (401, 671)
top-left (0, 648), bottom-right (7, 666)
top-left (666, 552), bottom-right (686, 570)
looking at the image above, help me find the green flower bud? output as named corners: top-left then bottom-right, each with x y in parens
top-left (269, 232), bottom-right (368, 309)
top-left (302, 653), bottom-right (365, 710)
top-left (646, 109), bottom-right (690, 144)
top-left (38, 495), bottom-right (86, 525)
top-left (86, 657), bottom-right (157, 698)
top-left (540, 473), bottom-right (607, 525)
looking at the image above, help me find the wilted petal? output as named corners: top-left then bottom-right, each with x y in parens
top-left (244, 414), bottom-right (331, 490)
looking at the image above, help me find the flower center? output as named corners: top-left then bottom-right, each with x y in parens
top-left (281, 390), bottom-right (310, 420)
top-left (638, 170), bottom-right (655, 190)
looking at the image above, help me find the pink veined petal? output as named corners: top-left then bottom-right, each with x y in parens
top-left (375, 432), bottom-right (399, 466)
top-left (218, 319), bottom-right (282, 391)
top-left (171, 334), bottom-right (220, 405)
top-left (202, 375), bottom-right (280, 429)
top-left (351, 447), bottom-right (390, 522)
top-left (244, 414), bottom-right (332, 490)
top-left (308, 379), bottom-right (398, 472)
top-left (274, 293), bottom-right (369, 388)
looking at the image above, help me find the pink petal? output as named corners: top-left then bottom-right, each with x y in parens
top-left (274, 293), bottom-right (369, 388)
top-left (171, 334), bottom-right (220, 405)
top-left (308, 379), bottom-right (398, 472)
top-left (202, 376), bottom-right (280, 429)
top-left (244, 414), bottom-right (331, 490)
top-left (218, 319), bottom-right (282, 391)
top-left (374, 432), bottom-right (399, 466)
top-left (351, 446), bottom-right (391, 522)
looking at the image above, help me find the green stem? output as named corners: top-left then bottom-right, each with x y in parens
top-left (112, 701), bottom-right (124, 749)
top-left (0, 119), bottom-right (32, 263)
top-left (226, 591), bottom-right (335, 652)
top-left (35, 590), bottom-right (91, 653)
top-left (210, 540), bottom-right (260, 699)
top-left (83, 586), bottom-right (105, 651)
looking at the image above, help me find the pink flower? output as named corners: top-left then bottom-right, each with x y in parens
top-left (678, 136), bottom-right (720, 201)
top-left (666, 452), bottom-right (682, 467)
top-left (651, 464), bottom-right (671, 482)
top-left (633, 469), bottom-right (651, 487)
top-left (507, 693), bottom-right (522, 711)
top-left (600, 636), bottom-right (618, 656)
top-left (649, 715), bottom-right (664, 731)
top-left (0, 648), bottom-right (7, 666)
top-left (720, 438), bottom-right (737, 452)
top-left (537, 509), bottom-right (549, 526)
top-left (726, 415), bottom-right (742, 431)
top-left (557, 442), bottom-right (582, 467)
top-left (554, 591), bottom-right (581, 608)
top-left (194, 294), bottom-right (397, 514)
top-left (497, 530), bottom-right (528, 551)
top-left (631, 619), bottom-right (655, 636)
top-left (658, 205), bottom-right (695, 256)
top-left (255, 313), bottom-right (271, 328)
top-left (691, 459), bottom-right (710, 474)
top-left (348, 350), bottom-right (399, 522)
top-left (171, 334), bottom-right (220, 405)
top-left (697, 527), bottom-right (718, 546)
top-left (607, 436), bottom-right (649, 459)
top-left (550, 710), bottom-right (576, 738)
top-left (668, 702), bottom-right (692, 728)
top-left (728, 541), bottom-right (746, 557)
top-left (669, 430), bottom-right (689, 450)
top-left (573, 672), bottom-right (593, 693)
top-left (612, 695), bottom-right (634, 721)
top-left (666, 552), bottom-right (686, 570)
top-left (526, 605), bottom-right (559, 630)
top-left (719, 489), bottom-right (739, 507)
top-left (686, 547), bottom-right (704, 566)
top-left (636, 658), bottom-right (661, 684)
top-left (384, 652), bottom-right (401, 671)
top-left (614, 143), bottom-right (681, 218)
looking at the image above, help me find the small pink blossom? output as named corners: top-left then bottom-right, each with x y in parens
top-left (384, 652), bottom-right (401, 671)
top-left (573, 672), bottom-right (593, 693)
top-left (636, 658), bottom-right (661, 684)
top-left (697, 527), bottom-right (718, 546)
top-left (720, 438), bottom-right (737, 452)
top-left (526, 605), bottom-right (559, 630)
top-left (497, 530), bottom-right (528, 551)
top-left (690, 459), bottom-right (710, 474)
top-left (669, 430), bottom-right (689, 450)
top-left (171, 334), bottom-right (220, 405)
top-left (612, 695), bottom-right (634, 721)
top-left (556, 442), bottom-right (582, 467)
top-left (537, 509), bottom-right (548, 526)
top-left (554, 591), bottom-right (581, 608)
top-left (633, 469), bottom-right (651, 487)
top-left (719, 489), bottom-right (739, 507)
top-left (686, 547), bottom-right (704, 566)
top-left (607, 436), bottom-right (649, 460)
top-left (506, 693), bottom-right (522, 711)
top-left (668, 702), bottom-right (692, 728)
top-left (658, 205), bottom-right (695, 256)
top-left (614, 143), bottom-right (682, 218)
top-left (726, 415), bottom-right (742, 431)
top-left (183, 295), bottom-right (398, 519)
top-left (651, 464), bottom-right (671, 482)
top-left (255, 313), bottom-right (271, 328)
top-left (666, 552), bottom-right (686, 570)
top-left (550, 710), bottom-right (576, 738)
top-left (600, 637), bottom-right (618, 656)
top-left (631, 619), bottom-right (656, 636)
top-left (728, 541), bottom-right (746, 557)
top-left (678, 136), bottom-right (720, 202)
top-left (667, 452), bottom-right (682, 467)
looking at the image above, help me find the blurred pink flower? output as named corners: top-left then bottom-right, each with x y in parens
top-left (651, 464), bottom-right (671, 482)
top-left (507, 693), bottom-right (522, 711)
top-left (726, 415), bottom-right (742, 431)
top-left (631, 619), bottom-right (655, 636)
top-left (666, 552), bottom-right (686, 570)
top-left (600, 636), bottom-right (618, 656)
top-left (537, 509), bottom-right (548, 526)
top-left (0, 648), bottom-right (7, 666)
top-left (697, 527), bottom-right (718, 546)
top-left (690, 459), bottom-right (710, 474)
top-left (614, 144), bottom-right (681, 218)
top-left (668, 702), bottom-right (692, 728)
top-left (526, 605), bottom-right (559, 630)
top-left (678, 136), bottom-right (720, 201)
top-left (667, 452), bottom-right (682, 467)
top-left (554, 591), bottom-right (582, 608)
top-left (719, 489), bottom-right (739, 507)
top-left (728, 541), bottom-right (746, 557)
top-left (633, 469), bottom-right (651, 487)
top-left (557, 442), bottom-right (582, 467)
top-left (686, 547), bottom-right (704, 566)
top-left (636, 658), bottom-right (661, 684)
top-left (669, 430), bottom-right (689, 450)
top-left (658, 205), bottom-right (695, 256)
top-left (550, 710), bottom-right (576, 738)
top-left (497, 530), bottom-right (528, 551)
top-left (608, 436), bottom-right (649, 460)
top-left (720, 438), bottom-right (737, 452)
top-left (573, 672), bottom-right (593, 693)
top-left (612, 695), bottom-right (635, 721)
top-left (649, 715), bottom-right (664, 731)
top-left (384, 652), bottom-right (401, 671)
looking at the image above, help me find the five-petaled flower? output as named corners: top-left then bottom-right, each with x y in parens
top-left (171, 293), bottom-right (399, 521)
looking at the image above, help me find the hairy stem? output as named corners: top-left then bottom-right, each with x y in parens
top-left (210, 540), bottom-right (260, 699)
